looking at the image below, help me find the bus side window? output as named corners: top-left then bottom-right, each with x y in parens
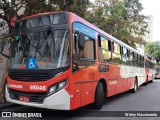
top-left (98, 35), bottom-right (112, 62)
top-left (72, 32), bottom-right (96, 72)
top-left (79, 35), bottom-right (95, 60)
top-left (139, 56), bottom-right (142, 67)
top-left (127, 49), bottom-right (131, 65)
top-left (130, 51), bottom-right (133, 66)
top-left (142, 56), bottom-right (144, 67)
top-left (134, 53), bottom-right (138, 66)
top-left (108, 40), bottom-right (112, 51)
top-left (139, 56), bottom-right (144, 67)
top-left (122, 47), bottom-right (129, 65)
top-left (133, 52), bottom-right (136, 66)
top-left (137, 54), bottom-right (140, 67)
top-left (112, 42), bottom-right (121, 64)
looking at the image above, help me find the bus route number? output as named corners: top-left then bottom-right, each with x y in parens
top-left (30, 85), bottom-right (46, 91)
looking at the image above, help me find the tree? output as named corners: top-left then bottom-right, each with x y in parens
top-left (145, 41), bottom-right (160, 62)
top-left (85, 0), bottom-right (148, 48)
top-left (52, 0), bottom-right (89, 17)
top-left (0, 0), bottom-right (89, 34)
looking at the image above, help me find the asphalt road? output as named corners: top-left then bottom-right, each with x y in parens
top-left (1, 79), bottom-right (160, 120)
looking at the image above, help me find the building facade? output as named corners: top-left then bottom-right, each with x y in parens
top-left (144, 15), bottom-right (153, 42)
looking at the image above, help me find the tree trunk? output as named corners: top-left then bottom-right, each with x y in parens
top-left (0, 44), bottom-right (10, 103)
top-left (0, 59), bottom-right (9, 103)
top-left (0, 17), bottom-right (13, 103)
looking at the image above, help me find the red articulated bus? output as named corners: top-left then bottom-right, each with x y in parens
top-left (145, 57), bottom-right (155, 83)
top-left (4, 12), bottom-right (154, 110)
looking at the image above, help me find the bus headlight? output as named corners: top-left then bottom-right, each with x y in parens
top-left (58, 80), bottom-right (66, 89)
top-left (49, 85), bottom-right (56, 93)
top-left (48, 79), bottom-right (68, 95)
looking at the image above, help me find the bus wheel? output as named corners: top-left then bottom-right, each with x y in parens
top-left (150, 80), bottom-right (153, 83)
top-left (144, 76), bottom-right (148, 85)
top-left (149, 75), bottom-right (154, 83)
top-left (131, 80), bottom-right (138, 93)
top-left (93, 82), bottom-right (104, 109)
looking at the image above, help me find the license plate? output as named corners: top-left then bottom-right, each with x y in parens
top-left (19, 96), bottom-right (30, 102)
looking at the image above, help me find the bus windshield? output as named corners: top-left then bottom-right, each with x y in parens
top-left (10, 29), bottom-right (69, 70)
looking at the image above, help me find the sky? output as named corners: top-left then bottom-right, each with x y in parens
top-left (141, 0), bottom-right (160, 41)
top-left (90, 0), bottom-right (160, 41)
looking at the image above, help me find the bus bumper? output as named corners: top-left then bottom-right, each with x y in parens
top-left (5, 86), bottom-right (70, 110)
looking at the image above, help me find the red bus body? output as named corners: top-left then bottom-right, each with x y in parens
top-left (155, 66), bottom-right (160, 79)
top-left (145, 57), bottom-right (155, 83)
top-left (5, 12), bottom-right (154, 110)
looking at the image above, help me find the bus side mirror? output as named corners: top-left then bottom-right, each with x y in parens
top-left (78, 33), bottom-right (85, 49)
top-left (73, 32), bottom-right (85, 59)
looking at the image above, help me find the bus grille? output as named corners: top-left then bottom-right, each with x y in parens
top-left (8, 89), bottom-right (47, 103)
top-left (9, 71), bottom-right (52, 81)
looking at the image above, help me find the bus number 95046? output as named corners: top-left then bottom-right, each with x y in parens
top-left (30, 85), bottom-right (46, 91)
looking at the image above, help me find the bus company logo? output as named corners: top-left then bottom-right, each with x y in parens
top-left (23, 85), bottom-right (27, 90)
top-left (8, 84), bottom-right (22, 89)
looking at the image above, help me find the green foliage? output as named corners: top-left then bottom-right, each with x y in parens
top-left (155, 62), bottom-right (160, 66)
top-left (0, 0), bottom-right (148, 49)
top-left (0, 0), bottom-right (89, 34)
top-left (85, 0), bottom-right (148, 48)
top-left (51, 0), bottom-right (89, 17)
top-left (145, 41), bottom-right (160, 60)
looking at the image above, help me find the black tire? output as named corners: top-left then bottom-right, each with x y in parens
top-left (149, 75), bottom-right (154, 83)
top-left (150, 80), bottom-right (153, 83)
top-left (93, 82), bottom-right (104, 109)
top-left (144, 76), bottom-right (148, 85)
top-left (131, 80), bottom-right (138, 93)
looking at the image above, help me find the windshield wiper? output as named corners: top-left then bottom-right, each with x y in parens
top-left (34, 27), bottom-right (52, 58)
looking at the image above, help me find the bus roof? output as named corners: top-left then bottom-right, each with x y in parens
top-left (20, 11), bottom-right (66, 21)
